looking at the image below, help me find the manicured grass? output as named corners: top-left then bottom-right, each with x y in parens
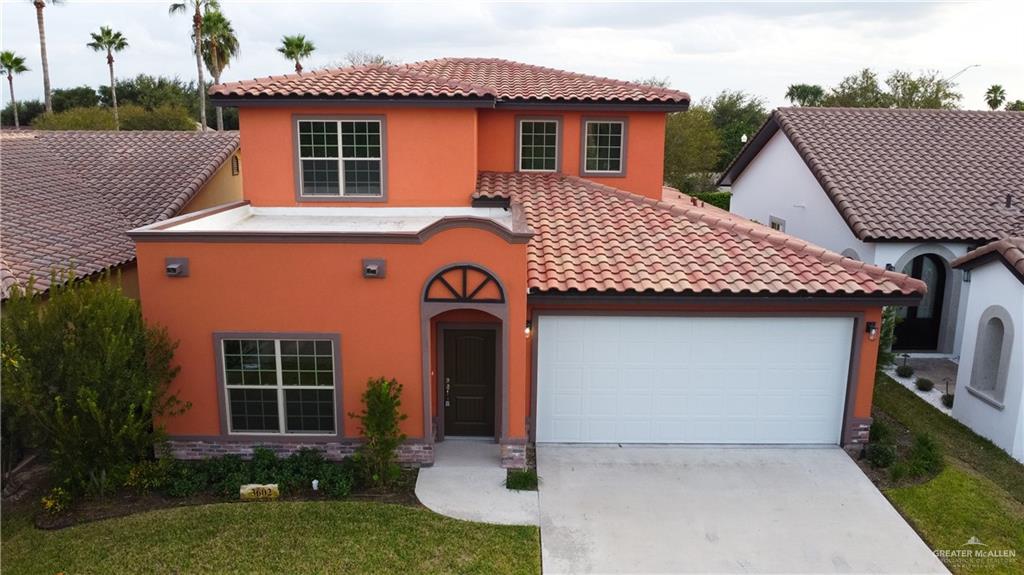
top-left (888, 465), bottom-right (1024, 575)
top-left (1, 501), bottom-right (540, 575)
top-left (874, 375), bottom-right (1024, 574)
top-left (874, 375), bottom-right (1024, 503)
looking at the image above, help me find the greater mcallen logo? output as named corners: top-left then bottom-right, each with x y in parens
top-left (934, 536), bottom-right (1016, 563)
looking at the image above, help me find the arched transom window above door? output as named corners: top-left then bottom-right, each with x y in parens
top-left (424, 265), bottom-right (505, 303)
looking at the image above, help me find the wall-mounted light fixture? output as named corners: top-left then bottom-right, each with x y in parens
top-left (866, 321), bottom-right (878, 341)
top-left (524, 320), bottom-right (532, 337)
top-left (885, 264), bottom-right (895, 271)
top-left (963, 269), bottom-right (971, 283)
top-left (165, 257), bottom-right (189, 277)
top-left (362, 258), bottom-right (386, 279)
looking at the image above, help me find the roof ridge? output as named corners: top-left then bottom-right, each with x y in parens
top-left (211, 62), bottom-right (494, 97)
top-left (404, 57), bottom-right (690, 100)
top-left (778, 106), bottom-right (1024, 115)
top-left (559, 173), bottom-right (925, 293)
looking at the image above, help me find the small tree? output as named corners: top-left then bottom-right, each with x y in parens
top-left (876, 306), bottom-right (901, 374)
top-left (349, 377), bottom-right (407, 487)
top-left (1, 272), bottom-right (188, 494)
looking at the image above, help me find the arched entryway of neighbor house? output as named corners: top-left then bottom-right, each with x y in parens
top-left (420, 264), bottom-right (509, 443)
top-left (893, 245), bottom-right (960, 352)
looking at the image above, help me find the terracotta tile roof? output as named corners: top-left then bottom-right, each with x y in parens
top-left (0, 130), bottom-right (239, 297)
top-left (952, 237), bottom-right (1024, 284)
top-left (210, 64), bottom-right (493, 99)
top-left (403, 58), bottom-right (689, 104)
top-left (211, 58), bottom-right (689, 106)
top-left (719, 108), bottom-right (1024, 242)
top-left (476, 172), bottom-right (924, 297)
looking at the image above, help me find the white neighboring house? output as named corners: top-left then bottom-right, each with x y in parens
top-left (951, 239), bottom-right (1024, 462)
top-left (721, 107), bottom-right (1024, 357)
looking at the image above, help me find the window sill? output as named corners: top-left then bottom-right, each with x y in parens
top-left (581, 171), bottom-right (626, 178)
top-left (966, 386), bottom-right (1005, 410)
top-left (297, 194), bottom-right (386, 203)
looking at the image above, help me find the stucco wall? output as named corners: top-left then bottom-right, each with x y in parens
top-left (135, 226), bottom-right (529, 442)
top-left (238, 106), bottom-right (479, 207)
top-left (180, 151), bottom-right (243, 213)
top-left (728, 131), bottom-right (874, 259)
top-left (952, 262), bottom-right (1024, 462)
top-left (476, 110), bottom-right (667, 199)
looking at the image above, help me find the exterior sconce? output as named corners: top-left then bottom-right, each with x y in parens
top-left (885, 263), bottom-right (895, 271)
top-left (165, 257), bottom-right (189, 277)
top-left (362, 258), bottom-right (386, 279)
top-left (525, 320), bottom-right (532, 337)
top-left (963, 269), bottom-right (971, 283)
top-left (866, 321), bottom-right (878, 341)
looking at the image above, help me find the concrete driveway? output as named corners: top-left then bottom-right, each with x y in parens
top-left (537, 445), bottom-right (948, 574)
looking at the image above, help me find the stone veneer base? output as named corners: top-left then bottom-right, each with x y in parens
top-left (500, 442), bottom-right (528, 469)
top-left (167, 439), bottom-right (434, 467)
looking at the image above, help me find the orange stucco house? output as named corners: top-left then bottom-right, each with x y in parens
top-left (130, 59), bottom-right (924, 468)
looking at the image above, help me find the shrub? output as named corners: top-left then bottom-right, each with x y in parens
top-left (907, 433), bottom-right (944, 477)
top-left (119, 104), bottom-right (196, 131)
top-left (40, 486), bottom-right (72, 515)
top-left (203, 455), bottom-right (250, 497)
top-left (163, 461), bottom-right (208, 498)
top-left (895, 364), bottom-right (915, 378)
top-left (876, 306), bottom-right (901, 373)
top-left (125, 458), bottom-right (174, 494)
top-left (32, 106), bottom-right (117, 130)
top-left (890, 461), bottom-right (909, 482)
top-left (865, 443), bottom-right (897, 468)
top-left (317, 461), bottom-right (355, 498)
top-left (869, 419), bottom-right (892, 445)
top-left (915, 378), bottom-right (935, 392)
top-left (941, 393), bottom-right (955, 408)
top-left (1, 272), bottom-right (187, 494)
top-left (350, 377), bottom-right (407, 488)
top-left (506, 469), bottom-right (539, 491)
top-left (691, 191), bottom-right (732, 211)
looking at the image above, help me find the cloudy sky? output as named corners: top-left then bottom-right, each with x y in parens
top-left (2, 1), bottom-right (1022, 110)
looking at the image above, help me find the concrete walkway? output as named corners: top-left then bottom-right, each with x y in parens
top-left (415, 440), bottom-right (539, 526)
top-left (538, 445), bottom-right (948, 574)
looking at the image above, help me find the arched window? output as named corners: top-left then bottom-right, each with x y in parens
top-left (424, 265), bottom-right (505, 303)
top-left (969, 306), bottom-right (1014, 406)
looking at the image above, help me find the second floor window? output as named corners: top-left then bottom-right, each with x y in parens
top-left (519, 119), bottom-right (559, 172)
top-left (298, 119), bottom-right (383, 198)
top-left (583, 121), bottom-right (625, 174)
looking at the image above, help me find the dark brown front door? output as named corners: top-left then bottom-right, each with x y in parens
top-left (894, 254), bottom-right (946, 351)
top-left (443, 329), bottom-right (496, 437)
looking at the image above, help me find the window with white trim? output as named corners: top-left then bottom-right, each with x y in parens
top-left (519, 120), bottom-right (559, 171)
top-left (222, 338), bottom-right (337, 434)
top-left (297, 119), bottom-right (383, 197)
top-left (583, 121), bottom-right (624, 173)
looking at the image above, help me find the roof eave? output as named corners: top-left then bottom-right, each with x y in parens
top-left (210, 95), bottom-right (498, 109)
top-left (527, 290), bottom-right (923, 307)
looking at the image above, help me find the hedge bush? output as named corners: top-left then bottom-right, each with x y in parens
top-left (865, 443), bottom-right (897, 468)
top-left (895, 364), bottom-right (915, 378)
top-left (915, 378), bottom-right (935, 392)
top-left (941, 393), bottom-right (955, 408)
top-left (31, 104), bottom-right (196, 131)
top-left (691, 191), bottom-right (732, 211)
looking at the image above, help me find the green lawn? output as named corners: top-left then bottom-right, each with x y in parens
top-left (1, 500), bottom-right (540, 575)
top-left (875, 375), bottom-right (1024, 574)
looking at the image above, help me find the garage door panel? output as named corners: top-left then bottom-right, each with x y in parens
top-left (536, 316), bottom-right (852, 444)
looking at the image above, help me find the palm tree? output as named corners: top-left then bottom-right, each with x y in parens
top-left (1, 51), bottom-right (30, 128)
top-left (169, 0), bottom-right (219, 131)
top-left (32, 0), bottom-right (62, 113)
top-left (87, 26), bottom-right (129, 130)
top-left (985, 85), bottom-right (1006, 111)
top-left (278, 35), bottom-right (315, 74)
top-left (194, 8), bottom-right (238, 130)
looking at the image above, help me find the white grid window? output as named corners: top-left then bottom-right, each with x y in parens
top-left (223, 338), bottom-right (336, 434)
top-left (298, 120), bottom-right (383, 197)
top-left (519, 120), bottom-right (559, 172)
top-left (584, 121), bottom-right (624, 173)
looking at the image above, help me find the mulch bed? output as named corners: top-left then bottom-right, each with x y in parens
top-left (855, 408), bottom-right (935, 490)
top-left (31, 467), bottom-right (421, 531)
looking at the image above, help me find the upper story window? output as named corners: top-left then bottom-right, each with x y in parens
top-left (297, 118), bottom-right (385, 199)
top-left (581, 120), bottom-right (625, 175)
top-left (220, 335), bottom-right (340, 435)
top-left (518, 118), bottom-right (560, 172)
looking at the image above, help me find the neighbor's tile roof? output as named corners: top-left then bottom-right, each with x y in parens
top-left (475, 172), bottom-right (924, 297)
top-left (951, 237), bottom-right (1024, 284)
top-left (719, 108), bottom-right (1024, 242)
top-left (0, 130), bottom-right (239, 297)
top-left (211, 58), bottom-right (689, 105)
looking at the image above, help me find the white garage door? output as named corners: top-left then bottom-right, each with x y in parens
top-left (536, 316), bottom-right (854, 444)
